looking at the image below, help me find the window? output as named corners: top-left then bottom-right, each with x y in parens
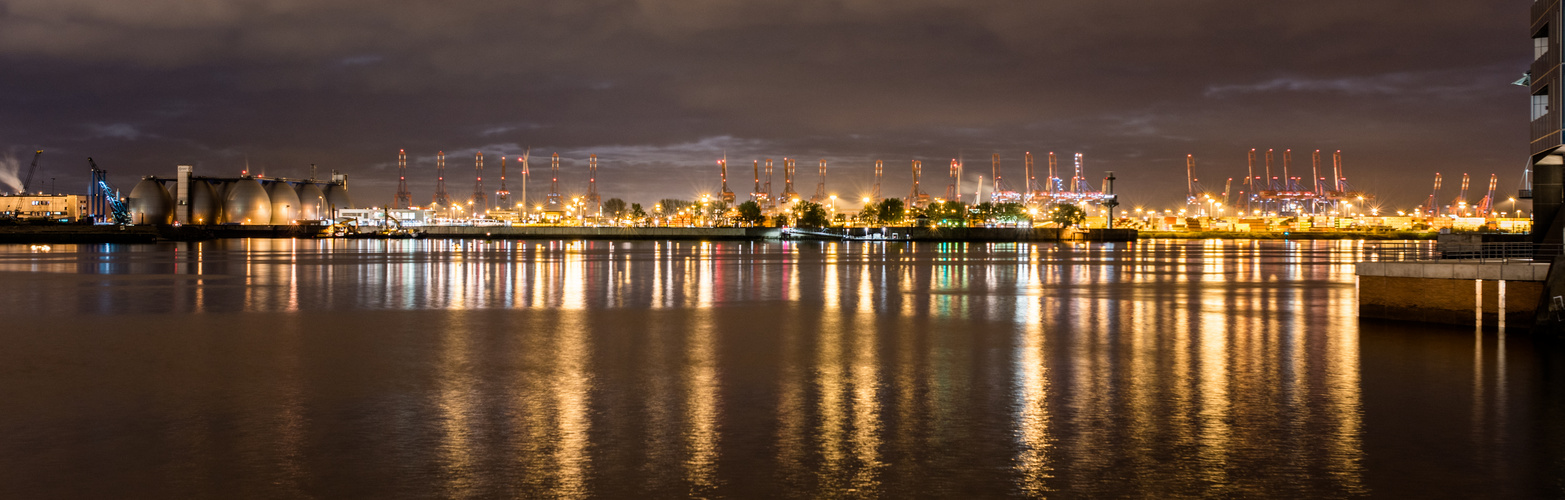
top-left (31, 200), bottom-right (49, 206)
top-left (1534, 88), bottom-right (1550, 120)
top-left (1538, 35), bottom-right (1550, 61)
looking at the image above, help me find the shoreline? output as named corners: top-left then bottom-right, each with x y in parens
top-left (0, 224), bottom-right (1454, 243)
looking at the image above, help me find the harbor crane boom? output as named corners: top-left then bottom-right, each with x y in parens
top-left (21, 150), bottom-right (42, 193)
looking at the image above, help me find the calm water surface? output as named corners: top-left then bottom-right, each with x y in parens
top-left (0, 239), bottom-right (1561, 498)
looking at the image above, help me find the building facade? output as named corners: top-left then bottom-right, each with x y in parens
top-left (1531, 0), bottom-right (1564, 246)
top-left (0, 194), bottom-right (90, 221)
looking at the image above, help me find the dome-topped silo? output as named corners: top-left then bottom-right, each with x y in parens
top-left (126, 177), bottom-right (173, 225)
top-left (223, 177), bottom-right (272, 224)
top-left (266, 180), bottom-right (301, 224)
top-left (296, 182), bottom-right (327, 220)
top-left (188, 180), bottom-right (220, 224)
top-left (324, 182), bottom-right (353, 213)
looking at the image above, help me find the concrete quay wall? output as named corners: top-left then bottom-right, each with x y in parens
top-left (1356, 261), bottom-right (1548, 328)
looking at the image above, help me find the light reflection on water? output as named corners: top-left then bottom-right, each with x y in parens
top-left (0, 238), bottom-right (1560, 498)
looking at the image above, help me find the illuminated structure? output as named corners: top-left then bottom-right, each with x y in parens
top-left (393, 149), bottom-right (412, 209)
top-left (432, 151), bottom-right (452, 207)
top-left (471, 152), bottom-right (488, 213)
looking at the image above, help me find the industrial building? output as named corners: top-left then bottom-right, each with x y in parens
top-left (123, 165), bottom-right (353, 225)
top-left (0, 194), bottom-right (89, 222)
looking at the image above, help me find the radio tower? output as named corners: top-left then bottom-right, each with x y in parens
top-left (945, 159), bottom-right (959, 201)
top-left (720, 156), bottom-right (735, 204)
top-left (781, 158), bottom-right (798, 202)
top-left (432, 151), bottom-right (452, 207)
top-left (393, 149), bottom-right (413, 208)
top-left (496, 156), bottom-right (511, 208)
top-left (546, 153), bottom-right (563, 207)
top-left (472, 152), bottom-right (488, 213)
top-left (587, 154), bottom-right (601, 215)
top-left (873, 160), bottom-right (883, 201)
top-left (811, 159), bottom-right (827, 203)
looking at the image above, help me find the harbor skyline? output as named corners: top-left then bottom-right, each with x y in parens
top-left (0, 1), bottom-right (1527, 207)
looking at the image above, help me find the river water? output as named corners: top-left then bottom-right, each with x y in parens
top-left (0, 239), bottom-right (1560, 498)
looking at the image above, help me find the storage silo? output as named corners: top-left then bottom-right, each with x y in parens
top-left (266, 180), bottom-right (301, 224)
top-left (324, 182), bottom-right (353, 213)
top-left (296, 182), bottom-right (328, 220)
top-left (223, 177), bottom-right (272, 224)
top-left (126, 177), bottom-right (173, 225)
top-left (188, 180), bottom-right (220, 224)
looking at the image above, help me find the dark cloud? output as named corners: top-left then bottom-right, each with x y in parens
top-left (0, 0), bottom-right (1528, 209)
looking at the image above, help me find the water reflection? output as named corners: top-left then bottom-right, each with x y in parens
top-left (2, 239), bottom-right (1540, 498)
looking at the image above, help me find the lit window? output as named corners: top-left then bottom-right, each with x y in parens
top-left (1534, 89), bottom-right (1550, 120)
top-left (1537, 35), bottom-right (1550, 61)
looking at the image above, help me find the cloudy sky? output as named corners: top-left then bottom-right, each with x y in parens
top-left (0, 0), bottom-right (1529, 210)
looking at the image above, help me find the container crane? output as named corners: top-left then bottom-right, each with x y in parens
top-left (1422, 173), bottom-right (1442, 216)
top-left (1454, 173), bottom-right (1470, 216)
top-left (1475, 174), bottom-right (1498, 216)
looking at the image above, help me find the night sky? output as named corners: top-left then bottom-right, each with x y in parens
top-left (0, 1), bottom-right (1530, 211)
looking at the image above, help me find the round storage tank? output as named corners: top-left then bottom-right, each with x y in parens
top-left (223, 177), bottom-right (272, 224)
top-left (127, 177), bottom-right (173, 225)
top-left (266, 180), bottom-right (301, 224)
top-left (324, 182), bottom-right (353, 212)
top-left (296, 183), bottom-right (328, 220)
top-left (188, 180), bottom-right (220, 224)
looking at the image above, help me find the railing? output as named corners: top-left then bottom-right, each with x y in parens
top-left (1438, 242), bottom-right (1565, 263)
top-left (1358, 242), bottom-right (1441, 262)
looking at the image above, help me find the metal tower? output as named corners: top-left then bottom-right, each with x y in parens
top-left (393, 149), bottom-right (413, 209)
top-left (990, 153), bottom-right (1002, 201)
top-left (945, 159), bottom-right (959, 201)
top-left (811, 159), bottom-right (827, 203)
top-left (763, 159), bottom-right (774, 208)
top-left (873, 160), bottom-right (883, 201)
top-left (909, 159), bottom-right (926, 206)
top-left (1264, 149), bottom-right (1275, 191)
top-left (750, 159), bottom-right (763, 203)
top-left (587, 154), bottom-right (601, 215)
top-left (719, 157), bottom-right (735, 204)
top-left (546, 153), bottom-right (562, 207)
top-left (1048, 152), bottom-right (1058, 195)
top-left (432, 151), bottom-right (452, 207)
top-left (520, 149), bottom-right (530, 210)
top-left (497, 156), bottom-right (511, 208)
top-left (1072, 153), bottom-right (1084, 193)
top-left (781, 158), bottom-right (798, 201)
top-left (1024, 152), bottom-right (1035, 203)
top-left (472, 152), bottom-right (488, 213)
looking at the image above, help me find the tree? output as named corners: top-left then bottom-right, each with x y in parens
top-left (657, 199), bottom-right (692, 213)
top-left (857, 202), bottom-right (879, 224)
top-left (792, 200), bottom-right (830, 228)
top-left (926, 200), bottom-right (967, 226)
top-left (1050, 204), bottom-right (1086, 228)
top-left (603, 198), bottom-right (628, 218)
top-left (630, 203), bottom-right (647, 221)
top-left (735, 201), bottom-right (766, 226)
top-left (875, 198), bottom-right (905, 225)
top-left (995, 203), bottom-right (1028, 224)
